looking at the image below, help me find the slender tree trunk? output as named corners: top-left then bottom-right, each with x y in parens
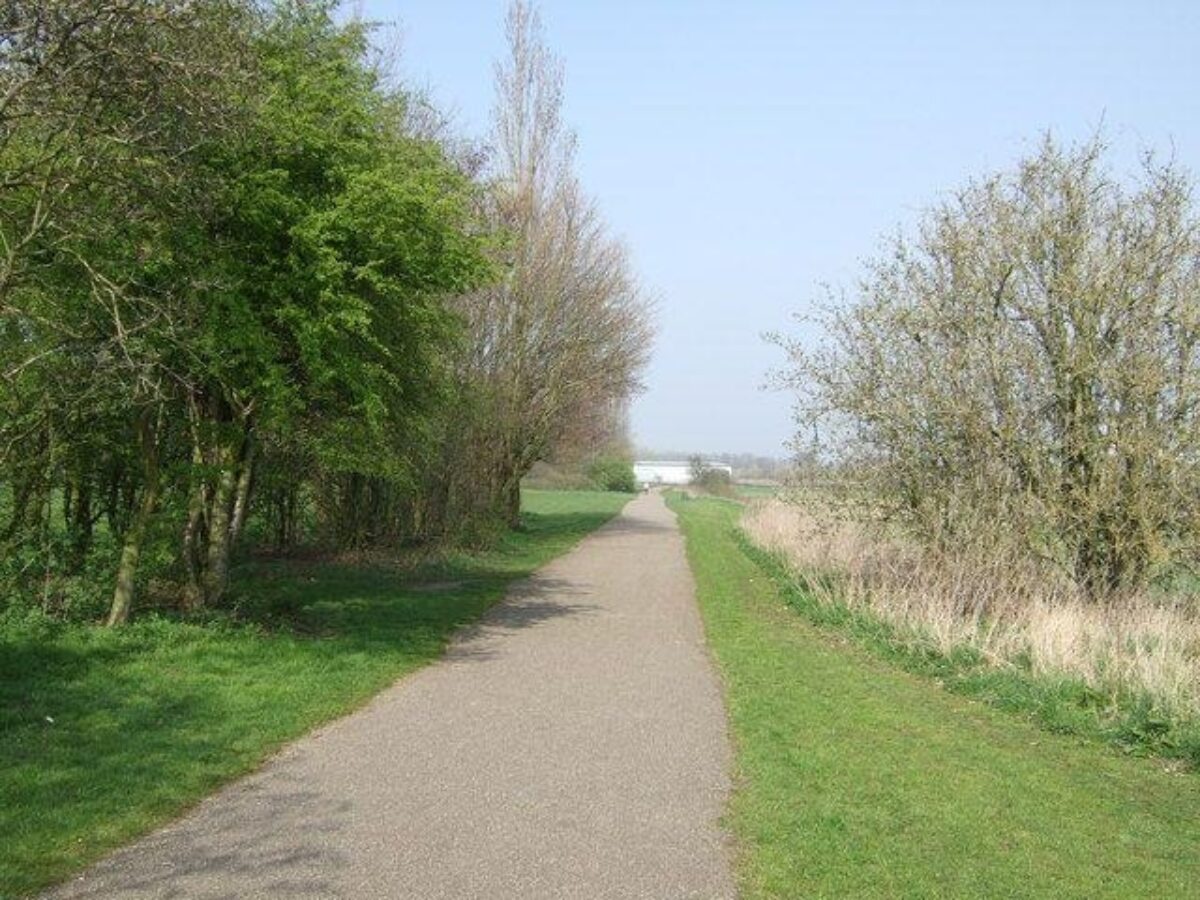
top-left (2, 472), bottom-right (37, 542)
top-left (273, 486), bottom-right (297, 551)
top-left (228, 431), bottom-right (255, 546)
top-left (504, 472), bottom-right (522, 528)
top-left (181, 395), bottom-right (208, 608)
top-left (181, 485), bottom-right (207, 609)
top-left (103, 463), bottom-right (124, 536)
top-left (66, 470), bottom-right (93, 571)
top-left (106, 412), bottom-right (160, 627)
top-left (200, 442), bottom-right (237, 607)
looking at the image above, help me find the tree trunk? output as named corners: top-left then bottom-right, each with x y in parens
top-left (181, 395), bottom-right (209, 608)
top-left (2, 472), bottom-right (37, 542)
top-left (200, 445), bottom-right (237, 607)
top-left (181, 483), bottom-right (207, 609)
top-left (228, 437), bottom-right (255, 547)
top-left (66, 471), bottom-right (94, 571)
top-left (106, 412), bottom-right (160, 627)
top-left (505, 475), bottom-right (522, 529)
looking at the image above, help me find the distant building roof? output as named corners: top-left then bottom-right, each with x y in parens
top-left (633, 460), bottom-right (732, 468)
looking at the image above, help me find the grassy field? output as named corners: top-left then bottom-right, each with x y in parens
top-left (0, 489), bottom-right (628, 899)
top-left (669, 493), bottom-right (1200, 899)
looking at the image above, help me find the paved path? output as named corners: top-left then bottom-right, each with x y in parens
top-left (47, 492), bottom-right (734, 899)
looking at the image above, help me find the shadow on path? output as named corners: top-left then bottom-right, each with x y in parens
top-left (445, 575), bottom-right (599, 664)
top-left (52, 770), bottom-right (351, 899)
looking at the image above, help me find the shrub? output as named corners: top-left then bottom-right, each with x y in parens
top-left (776, 137), bottom-right (1200, 597)
top-left (695, 468), bottom-right (733, 496)
top-left (588, 457), bottom-right (637, 493)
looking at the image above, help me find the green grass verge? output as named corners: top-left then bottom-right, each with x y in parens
top-left (669, 493), bottom-right (1200, 899)
top-left (0, 489), bottom-right (628, 899)
top-left (734, 533), bottom-right (1200, 767)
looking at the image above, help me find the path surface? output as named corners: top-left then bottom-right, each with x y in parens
top-left (46, 492), bottom-right (734, 899)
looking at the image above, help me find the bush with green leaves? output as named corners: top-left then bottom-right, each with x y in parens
top-left (588, 458), bottom-right (637, 493)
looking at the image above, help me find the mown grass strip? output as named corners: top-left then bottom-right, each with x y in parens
top-left (670, 493), bottom-right (1200, 899)
top-left (0, 489), bottom-right (628, 899)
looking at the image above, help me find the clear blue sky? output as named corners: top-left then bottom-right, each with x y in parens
top-left (360, 1), bottom-right (1200, 458)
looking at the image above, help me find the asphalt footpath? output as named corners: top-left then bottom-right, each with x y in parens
top-left (45, 491), bottom-right (735, 899)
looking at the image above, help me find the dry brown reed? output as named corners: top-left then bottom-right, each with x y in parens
top-left (742, 499), bottom-right (1200, 719)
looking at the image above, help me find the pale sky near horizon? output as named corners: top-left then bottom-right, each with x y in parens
top-left (360, 1), bottom-right (1200, 458)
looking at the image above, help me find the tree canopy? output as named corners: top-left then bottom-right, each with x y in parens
top-left (779, 137), bottom-right (1200, 595)
top-left (0, 0), bottom-right (650, 624)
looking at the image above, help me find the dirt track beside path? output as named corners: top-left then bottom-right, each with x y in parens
top-left (46, 492), bottom-right (734, 899)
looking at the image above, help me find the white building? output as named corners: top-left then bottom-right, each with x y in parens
top-left (633, 460), bottom-right (733, 487)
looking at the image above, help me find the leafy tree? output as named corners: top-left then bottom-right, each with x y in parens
top-left (1, 1), bottom-right (492, 622)
top-left (0, 0), bottom-right (640, 625)
top-left (169, 2), bottom-right (490, 601)
top-left (1, 0), bottom-right (260, 622)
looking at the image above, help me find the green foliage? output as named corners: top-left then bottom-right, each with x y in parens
top-left (0, 0), bottom-right (495, 620)
top-left (686, 456), bottom-right (734, 495)
top-left (0, 488), bottom-right (628, 897)
top-left (208, 8), bottom-right (489, 465)
top-left (0, 0), bottom-right (646, 624)
top-left (671, 494), bottom-right (1200, 899)
top-left (0, 0), bottom-right (646, 620)
top-left (587, 457), bottom-right (637, 493)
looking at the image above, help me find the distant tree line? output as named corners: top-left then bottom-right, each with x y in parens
top-left (0, 0), bottom-right (650, 624)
